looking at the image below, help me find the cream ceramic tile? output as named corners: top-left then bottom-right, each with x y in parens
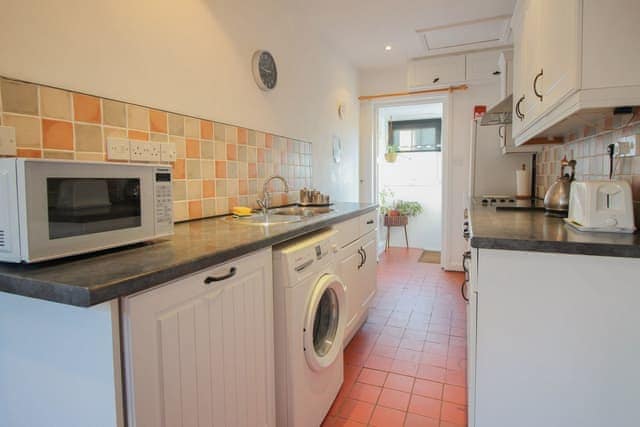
top-left (168, 113), bottom-right (184, 136)
top-left (150, 132), bottom-right (168, 142)
top-left (201, 140), bottom-right (214, 159)
top-left (43, 150), bottom-right (74, 159)
top-left (202, 161), bottom-right (215, 179)
top-left (170, 136), bottom-right (186, 158)
top-left (238, 162), bottom-right (248, 179)
top-left (225, 125), bottom-right (237, 143)
top-left (187, 180), bottom-right (202, 199)
top-left (214, 141), bottom-right (226, 160)
top-left (75, 152), bottom-right (105, 161)
top-left (173, 201), bottom-right (188, 221)
top-left (202, 198), bottom-right (215, 217)
top-left (40, 86), bottom-right (71, 119)
top-left (173, 181), bottom-right (187, 201)
top-left (248, 146), bottom-right (257, 163)
top-left (214, 122), bottom-right (225, 142)
top-left (186, 159), bottom-right (201, 179)
top-left (75, 123), bottom-right (103, 152)
top-left (227, 161), bottom-right (238, 178)
top-left (227, 179), bottom-right (238, 197)
top-left (215, 180), bottom-right (227, 197)
top-left (2, 114), bottom-right (41, 148)
top-left (247, 130), bottom-right (257, 146)
top-left (127, 105), bottom-right (149, 131)
top-left (214, 197), bottom-right (227, 215)
top-left (184, 117), bottom-right (200, 138)
top-left (1, 79), bottom-right (38, 115)
top-left (238, 145), bottom-right (247, 162)
top-left (102, 100), bottom-right (127, 127)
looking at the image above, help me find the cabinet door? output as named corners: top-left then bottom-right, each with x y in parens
top-left (539, 0), bottom-right (579, 112)
top-left (511, 3), bottom-right (528, 137)
top-left (123, 249), bottom-right (275, 427)
top-left (358, 233), bottom-right (377, 311)
top-left (338, 241), bottom-right (363, 337)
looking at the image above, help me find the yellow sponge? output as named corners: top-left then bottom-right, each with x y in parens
top-left (232, 206), bottom-right (253, 217)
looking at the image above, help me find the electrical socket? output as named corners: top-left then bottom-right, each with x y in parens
top-left (130, 141), bottom-right (163, 162)
top-left (0, 126), bottom-right (17, 156)
top-left (161, 143), bottom-right (176, 162)
top-left (615, 135), bottom-right (638, 157)
top-left (148, 143), bottom-right (161, 162)
top-left (106, 137), bottom-right (130, 160)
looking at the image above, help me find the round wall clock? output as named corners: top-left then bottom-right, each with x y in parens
top-left (252, 50), bottom-right (278, 91)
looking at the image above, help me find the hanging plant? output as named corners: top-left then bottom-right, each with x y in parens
top-left (384, 144), bottom-right (398, 163)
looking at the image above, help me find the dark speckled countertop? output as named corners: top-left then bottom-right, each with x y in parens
top-left (469, 199), bottom-right (640, 257)
top-left (0, 202), bottom-right (377, 307)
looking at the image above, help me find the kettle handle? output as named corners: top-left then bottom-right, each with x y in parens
top-left (561, 160), bottom-right (577, 180)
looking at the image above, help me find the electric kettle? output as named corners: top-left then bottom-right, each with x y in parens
top-left (544, 158), bottom-right (576, 217)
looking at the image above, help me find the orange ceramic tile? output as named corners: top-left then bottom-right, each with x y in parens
top-left (407, 394), bottom-right (441, 419)
top-left (186, 139), bottom-right (200, 158)
top-left (348, 382), bottom-right (381, 404)
top-left (358, 368), bottom-right (387, 387)
top-left (364, 355), bottom-right (393, 372)
top-left (403, 412), bottom-right (439, 427)
top-left (238, 179), bottom-right (248, 196)
top-left (395, 348), bottom-right (422, 363)
top-left (128, 130), bottom-right (149, 141)
top-left (384, 373), bottom-right (414, 393)
top-left (442, 384), bottom-right (466, 406)
top-left (215, 161), bottom-right (227, 178)
top-left (420, 352), bottom-right (447, 368)
top-left (248, 163), bottom-right (257, 179)
top-left (237, 128), bottom-right (248, 145)
top-left (73, 93), bottom-right (101, 123)
top-left (369, 405), bottom-right (406, 427)
top-left (416, 364), bottom-right (446, 383)
top-left (371, 343), bottom-right (398, 359)
top-left (16, 148), bottom-right (42, 158)
top-left (202, 180), bottom-right (215, 198)
top-left (378, 388), bottom-right (410, 411)
top-left (440, 401), bottom-right (467, 425)
top-left (227, 143), bottom-right (237, 160)
top-left (173, 159), bottom-right (186, 179)
top-left (390, 359), bottom-right (418, 377)
top-left (444, 370), bottom-right (466, 387)
top-left (149, 110), bottom-right (167, 133)
top-left (413, 379), bottom-right (443, 400)
top-left (338, 399), bottom-right (374, 424)
top-left (42, 119), bottom-right (73, 150)
top-left (265, 133), bottom-right (273, 148)
top-left (188, 201), bottom-right (203, 219)
top-left (200, 120), bottom-right (213, 140)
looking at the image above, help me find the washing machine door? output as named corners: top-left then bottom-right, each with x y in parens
top-left (304, 273), bottom-right (346, 372)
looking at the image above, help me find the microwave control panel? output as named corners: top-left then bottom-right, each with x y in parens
top-left (154, 167), bottom-right (173, 234)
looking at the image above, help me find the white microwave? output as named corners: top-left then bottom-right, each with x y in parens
top-left (0, 159), bottom-right (173, 263)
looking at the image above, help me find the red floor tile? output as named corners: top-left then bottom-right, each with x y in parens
top-left (408, 394), bottom-right (441, 419)
top-left (377, 388), bottom-right (411, 411)
top-left (443, 384), bottom-right (467, 406)
top-left (413, 378), bottom-right (443, 400)
top-left (369, 405), bottom-right (406, 427)
top-left (416, 364), bottom-right (447, 382)
top-left (358, 368), bottom-right (387, 387)
top-left (384, 373), bottom-right (414, 393)
top-left (390, 359), bottom-right (419, 376)
top-left (338, 399), bottom-right (375, 424)
top-left (349, 382), bottom-right (382, 404)
top-left (441, 401), bottom-right (467, 425)
top-left (364, 355), bottom-right (394, 371)
top-left (403, 412), bottom-right (439, 427)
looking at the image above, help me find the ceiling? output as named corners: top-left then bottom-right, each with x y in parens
top-left (278, 0), bottom-right (516, 70)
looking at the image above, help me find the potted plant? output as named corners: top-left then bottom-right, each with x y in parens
top-left (384, 144), bottom-right (398, 163)
top-left (394, 200), bottom-right (424, 217)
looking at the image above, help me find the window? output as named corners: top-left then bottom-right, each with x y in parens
top-left (388, 118), bottom-right (441, 152)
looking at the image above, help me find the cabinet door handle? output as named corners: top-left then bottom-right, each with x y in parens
top-left (533, 69), bottom-right (543, 101)
top-left (204, 267), bottom-right (237, 284)
top-left (366, 219), bottom-right (374, 225)
top-left (432, 76), bottom-right (440, 84)
top-left (357, 248), bottom-right (364, 270)
top-left (515, 95), bottom-right (525, 121)
top-left (498, 125), bottom-right (504, 138)
top-left (362, 247), bottom-right (367, 266)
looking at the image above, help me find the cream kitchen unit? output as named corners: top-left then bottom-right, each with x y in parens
top-left (511, 0), bottom-right (640, 145)
top-left (335, 209), bottom-right (378, 345)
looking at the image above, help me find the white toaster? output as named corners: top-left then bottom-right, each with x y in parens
top-left (566, 180), bottom-right (636, 233)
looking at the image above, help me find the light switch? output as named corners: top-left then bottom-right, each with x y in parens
top-left (0, 126), bottom-right (17, 156)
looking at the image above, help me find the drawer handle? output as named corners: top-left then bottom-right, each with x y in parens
top-left (204, 267), bottom-right (237, 284)
top-left (295, 259), bottom-right (314, 272)
top-left (366, 219), bottom-right (374, 225)
top-left (498, 125), bottom-right (504, 138)
top-left (533, 69), bottom-right (543, 101)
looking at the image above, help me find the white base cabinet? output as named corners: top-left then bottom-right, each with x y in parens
top-left (122, 248), bottom-right (275, 427)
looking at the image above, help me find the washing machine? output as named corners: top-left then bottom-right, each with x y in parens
top-left (273, 228), bottom-right (346, 427)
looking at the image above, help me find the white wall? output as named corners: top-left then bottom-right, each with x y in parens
top-left (359, 65), bottom-right (500, 269)
top-left (0, 0), bottom-right (359, 202)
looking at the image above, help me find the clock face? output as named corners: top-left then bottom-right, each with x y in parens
top-left (252, 50), bottom-right (277, 91)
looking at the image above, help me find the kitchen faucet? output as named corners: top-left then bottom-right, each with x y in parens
top-left (257, 175), bottom-right (289, 215)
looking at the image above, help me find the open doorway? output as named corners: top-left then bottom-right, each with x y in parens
top-left (376, 101), bottom-right (445, 262)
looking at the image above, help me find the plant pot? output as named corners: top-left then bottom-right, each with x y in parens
top-left (384, 214), bottom-right (408, 226)
top-left (388, 209), bottom-right (400, 216)
top-left (384, 152), bottom-right (397, 163)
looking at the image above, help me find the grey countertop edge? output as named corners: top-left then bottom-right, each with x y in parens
top-left (470, 236), bottom-right (640, 258)
top-left (0, 205), bottom-right (378, 307)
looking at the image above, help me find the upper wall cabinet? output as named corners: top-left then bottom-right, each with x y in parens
top-left (511, 0), bottom-right (640, 145)
top-left (407, 50), bottom-right (501, 89)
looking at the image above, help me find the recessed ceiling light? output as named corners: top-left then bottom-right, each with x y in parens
top-left (384, 45), bottom-right (392, 51)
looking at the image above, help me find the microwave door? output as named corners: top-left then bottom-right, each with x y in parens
top-left (22, 161), bottom-right (156, 262)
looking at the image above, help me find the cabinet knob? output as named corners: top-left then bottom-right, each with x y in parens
top-left (204, 267), bottom-right (237, 284)
top-left (533, 69), bottom-right (543, 101)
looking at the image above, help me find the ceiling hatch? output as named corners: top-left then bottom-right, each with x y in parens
top-left (417, 15), bottom-right (512, 56)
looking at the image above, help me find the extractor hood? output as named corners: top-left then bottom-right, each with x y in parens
top-left (480, 94), bottom-right (512, 126)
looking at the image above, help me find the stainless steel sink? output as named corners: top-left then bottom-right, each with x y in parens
top-left (223, 214), bottom-right (302, 226)
top-left (270, 206), bottom-right (334, 217)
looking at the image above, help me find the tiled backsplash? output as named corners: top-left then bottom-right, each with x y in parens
top-left (0, 77), bottom-right (312, 221)
top-left (535, 110), bottom-right (640, 227)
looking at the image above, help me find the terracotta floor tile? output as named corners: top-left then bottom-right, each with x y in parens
top-left (421, 352), bottom-right (448, 368)
top-left (443, 384), bottom-right (467, 406)
top-left (408, 394), bottom-right (441, 419)
top-left (413, 378), bottom-right (443, 399)
top-left (369, 405), bottom-right (406, 427)
top-left (440, 401), bottom-right (467, 425)
top-left (338, 399), bottom-right (375, 424)
top-left (357, 368), bottom-right (387, 387)
top-left (416, 364), bottom-right (447, 382)
top-left (395, 348), bottom-right (422, 363)
top-left (371, 343), bottom-right (398, 358)
top-left (334, 417), bottom-right (367, 426)
top-left (390, 359), bottom-right (419, 376)
top-left (378, 388), bottom-right (411, 411)
top-left (404, 412), bottom-right (439, 427)
top-left (377, 335), bottom-right (402, 347)
top-left (384, 373), bottom-right (415, 393)
top-left (364, 355), bottom-right (394, 372)
top-left (349, 382), bottom-right (382, 404)
top-left (444, 370), bottom-right (466, 387)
